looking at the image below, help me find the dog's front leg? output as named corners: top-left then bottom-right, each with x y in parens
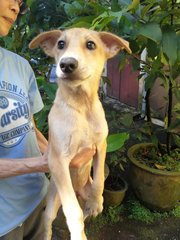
top-left (84, 140), bottom-right (107, 218)
top-left (44, 179), bottom-right (61, 240)
top-left (49, 150), bottom-right (87, 240)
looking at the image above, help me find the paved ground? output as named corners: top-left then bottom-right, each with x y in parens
top-left (86, 216), bottom-right (180, 240)
top-left (52, 211), bottom-right (180, 240)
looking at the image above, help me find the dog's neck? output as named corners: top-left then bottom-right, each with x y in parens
top-left (55, 79), bottom-right (100, 112)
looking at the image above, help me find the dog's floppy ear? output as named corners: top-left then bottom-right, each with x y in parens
top-left (29, 30), bottom-right (62, 57)
top-left (99, 32), bottom-right (132, 59)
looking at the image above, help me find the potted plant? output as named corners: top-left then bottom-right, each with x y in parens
top-left (103, 173), bottom-right (128, 207)
top-left (103, 132), bottom-right (129, 207)
top-left (126, 0), bottom-right (180, 211)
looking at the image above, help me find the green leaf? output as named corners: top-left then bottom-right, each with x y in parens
top-left (64, 1), bottom-right (83, 16)
top-left (177, 37), bottom-right (180, 62)
top-left (173, 102), bottom-right (180, 112)
top-left (173, 135), bottom-right (180, 148)
top-left (144, 73), bottom-right (157, 91)
top-left (169, 119), bottom-right (180, 131)
top-left (162, 26), bottom-right (178, 66)
top-left (69, 21), bottom-right (91, 28)
top-left (141, 3), bottom-right (154, 18)
top-left (101, 76), bottom-right (111, 85)
top-left (118, 0), bottom-right (132, 7)
top-left (96, 17), bottom-right (115, 31)
top-left (151, 135), bottom-right (159, 147)
top-left (26, 0), bottom-right (34, 7)
top-left (118, 52), bottom-right (129, 71)
top-left (138, 22), bottom-right (162, 43)
top-left (131, 57), bottom-right (140, 71)
top-left (107, 133), bottom-right (129, 153)
top-left (128, 0), bottom-right (140, 11)
top-left (43, 82), bottom-right (57, 101)
top-left (111, 0), bottom-right (121, 11)
top-left (160, 51), bottom-right (169, 66)
top-left (147, 39), bottom-right (160, 59)
top-left (173, 89), bottom-right (180, 102)
top-left (109, 10), bottom-right (123, 23)
top-left (120, 113), bottom-right (133, 127)
top-left (92, 11), bottom-right (108, 26)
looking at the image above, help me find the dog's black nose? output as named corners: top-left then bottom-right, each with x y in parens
top-left (60, 58), bottom-right (78, 74)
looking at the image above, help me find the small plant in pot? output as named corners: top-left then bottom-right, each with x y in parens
top-left (103, 132), bottom-right (129, 207)
top-left (126, 0), bottom-right (180, 211)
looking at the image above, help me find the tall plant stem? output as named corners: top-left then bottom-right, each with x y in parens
top-left (166, 79), bottom-right (173, 155)
top-left (145, 88), bottom-right (163, 153)
top-left (171, 0), bottom-right (175, 25)
top-left (145, 88), bottom-right (151, 123)
top-left (166, 0), bottom-right (175, 155)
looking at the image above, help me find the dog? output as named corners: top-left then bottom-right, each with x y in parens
top-left (29, 28), bottom-right (131, 240)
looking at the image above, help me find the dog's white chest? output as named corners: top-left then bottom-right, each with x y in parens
top-left (49, 100), bottom-right (108, 157)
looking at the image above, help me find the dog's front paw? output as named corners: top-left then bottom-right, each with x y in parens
top-left (71, 231), bottom-right (87, 240)
top-left (83, 196), bottom-right (103, 219)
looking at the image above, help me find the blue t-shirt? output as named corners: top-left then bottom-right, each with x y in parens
top-left (0, 47), bottom-right (49, 236)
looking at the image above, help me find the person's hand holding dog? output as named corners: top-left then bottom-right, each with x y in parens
top-left (41, 145), bottom-right (96, 172)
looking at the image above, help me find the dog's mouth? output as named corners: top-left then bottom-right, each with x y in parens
top-left (59, 72), bottom-right (91, 82)
top-left (60, 73), bottom-right (76, 81)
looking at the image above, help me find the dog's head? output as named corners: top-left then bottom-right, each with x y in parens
top-left (29, 28), bottom-right (131, 86)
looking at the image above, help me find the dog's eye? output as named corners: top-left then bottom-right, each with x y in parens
top-left (86, 41), bottom-right (96, 50)
top-left (58, 40), bottom-right (65, 50)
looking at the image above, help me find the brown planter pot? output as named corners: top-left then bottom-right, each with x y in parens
top-left (128, 143), bottom-right (180, 211)
top-left (103, 176), bottom-right (128, 207)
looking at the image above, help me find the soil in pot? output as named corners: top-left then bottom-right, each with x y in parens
top-left (103, 174), bottom-right (128, 207)
top-left (135, 145), bottom-right (180, 172)
top-left (105, 174), bottom-right (126, 191)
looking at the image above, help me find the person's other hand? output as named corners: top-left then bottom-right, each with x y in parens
top-left (40, 148), bottom-right (49, 172)
top-left (70, 145), bottom-right (96, 168)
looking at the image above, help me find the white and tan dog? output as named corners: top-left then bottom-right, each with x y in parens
top-left (29, 28), bottom-right (131, 240)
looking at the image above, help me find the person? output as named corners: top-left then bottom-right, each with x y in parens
top-left (0, 1), bottom-right (95, 239)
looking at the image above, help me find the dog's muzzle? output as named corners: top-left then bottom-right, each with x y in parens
top-left (60, 57), bottom-right (78, 74)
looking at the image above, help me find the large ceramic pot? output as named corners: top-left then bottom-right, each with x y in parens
top-left (103, 175), bottom-right (128, 207)
top-left (128, 143), bottom-right (180, 211)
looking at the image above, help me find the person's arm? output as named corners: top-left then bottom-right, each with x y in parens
top-left (32, 116), bottom-right (48, 154)
top-left (0, 154), bottom-right (49, 179)
top-left (0, 117), bottom-right (49, 179)
top-left (0, 146), bottom-right (95, 179)
top-left (0, 117), bottom-right (96, 178)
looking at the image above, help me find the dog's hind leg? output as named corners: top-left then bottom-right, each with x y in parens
top-left (44, 179), bottom-right (61, 240)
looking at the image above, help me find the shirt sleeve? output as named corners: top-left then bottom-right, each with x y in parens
top-left (28, 65), bottom-right (44, 114)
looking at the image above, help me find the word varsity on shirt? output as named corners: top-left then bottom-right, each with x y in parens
top-left (0, 80), bottom-right (32, 147)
